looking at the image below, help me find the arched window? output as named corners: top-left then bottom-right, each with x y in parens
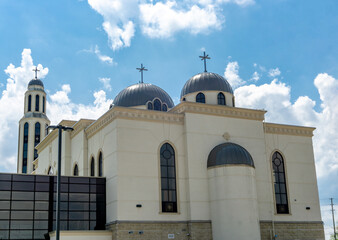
top-left (45, 124), bottom-right (49, 136)
top-left (272, 151), bottom-right (289, 214)
top-left (154, 99), bottom-right (161, 111)
top-left (217, 92), bottom-right (226, 105)
top-left (147, 102), bottom-right (153, 110)
top-left (90, 157), bottom-right (95, 177)
top-left (160, 143), bottom-right (177, 212)
top-left (28, 95), bottom-right (32, 112)
top-left (74, 164), bottom-right (79, 176)
top-left (48, 166), bottom-right (53, 175)
top-left (182, 98), bottom-right (186, 101)
top-left (35, 95), bottom-right (40, 112)
top-left (22, 122), bottom-right (29, 173)
top-left (34, 122), bottom-right (40, 160)
top-left (196, 92), bottom-right (205, 103)
top-left (162, 103), bottom-right (168, 112)
top-left (42, 96), bottom-right (45, 113)
top-left (232, 96), bottom-right (235, 107)
top-left (98, 152), bottom-right (103, 177)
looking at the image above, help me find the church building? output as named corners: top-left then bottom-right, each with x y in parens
top-left (16, 53), bottom-right (325, 239)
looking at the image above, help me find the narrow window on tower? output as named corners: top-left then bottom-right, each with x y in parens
top-left (28, 95), bottom-right (32, 112)
top-left (90, 157), bottom-right (95, 176)
top-left (42, 96), bottom-right (45, 113)
top-left (154, 99), bottom-right (161, 111)
top-left (272, 151), bottom-right (289, 214)
top-left (22, 122), bottom-right (29, 173)
top-left (74, 164), bottom-right (79, 176)
top-left (160, 143), bottom-right (177, 212)
top-left (217, 92), bottom-right (226, 105)
top-left (98, 152), bottom-right (103, 177)
top-left (35, 95), bottom-right (40, 111)
top-left (196, 92), bottom-right (205, 103)
top-left (34, 122), bottom-right (41, 160)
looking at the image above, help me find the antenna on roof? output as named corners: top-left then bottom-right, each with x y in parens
top-left (199, 51), bottom-right (210, 72)
top-left (136, 63), bottom-right (148, 83)
top-left (32, 66), bottom-right (40, 80)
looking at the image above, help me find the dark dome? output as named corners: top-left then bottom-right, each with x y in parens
top-left (181, 72), bottom-right (233, 98)
top-left (113, 83), bottom-right (174, 108)
top-left (28, 79), bottom-right (44, 87)
top-left (207, 142), bottom-right (254, 168)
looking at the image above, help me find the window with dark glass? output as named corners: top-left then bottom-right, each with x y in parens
top-left (35, 95), bottom-right (40, 112)
top-left (232, 96), bottom-right (235, 107)
top-left (160, 143), bottom-right (177, 212)
top-left (98, 152), bottom-right (103, 177)
top-left (147, 102), bottom-right (153, 110)
top-left (196, 92), bottom-right (205, 103)
top-left (28, 95), bottom-right (32, 112)
top-left (42, 96), bottom-right (45, 113)
top-left (217, 92), bottom-right (226, 105)
top-left (90, 157), bottom-right (95, 177)
top-left (34, 122), bottom-right (40, 160)
top-left (45, 124), bottom-right (48, 136)
top-left (154, 99), bottom-right (161, 111)
top-left (48, 166), bottom-right (53, 175)
top-left (272, 151), bottom-right (289, 214)
top-left (22, 123), bottom-right (29, 173)
top-left (162, 103), bottom-right (168, 112)
top-left (74, 165), bottom-right (79, 176)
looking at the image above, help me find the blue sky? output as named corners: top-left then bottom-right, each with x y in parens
top-left (0, 0), bottom-right (337, 238)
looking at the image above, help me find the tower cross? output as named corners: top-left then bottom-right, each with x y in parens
top-left (32, 66), bottom-right (40, 79)
top-left (136, 63), bottom-right (148, 83)
top-left (199, 51), bottom-right (210, 72)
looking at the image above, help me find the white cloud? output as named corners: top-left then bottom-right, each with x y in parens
top-left (268, 67), bottom-right (281, 77)
top-left (215, 0), bottom-right (255, 7)
top-left (99, 77), bottom-right (112, 91)
top-left (94, 45), bottom-right (114, 64)
top-left (139, 1), bottom-right (222, 38)
top-left (250, 71), bottom-right (259, 81)
top-left (224, 61), bottom-right (245, 88)
top-left (0, 49), bottom-right (112, 172)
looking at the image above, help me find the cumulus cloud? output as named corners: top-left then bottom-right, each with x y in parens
top-left (224, 61), bottom-right (245, 88)
top-left (0, 49), bottom-right (112, 172)
top-left (81, 45), bottom-right (114, 64)
top-left (99, 77), bottom-right (112, 91)
top-left (250, 71), bottom-right (259, 81)
top-left (139, 1), bottom-right (222, 38)
top-left (268, 67), bottom-right (281, 77)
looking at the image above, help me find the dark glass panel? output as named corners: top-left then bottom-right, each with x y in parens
top-left (35, 94), bottom-right (40, 111)
top-left (0, 230), bottom-right (9, 239)
top-left (13, 174), bottom-right (35, 181)
top-left (161, 167), bottom-right (167, 177)
top-left (168, 167), bottom-right (175, 178)
top-left (0, 182), bottom-right (11, 190)
top-left (52, 211), bottom-right (68, 220)
top-left (280, 183), bottom-right (286, 194)
top-left (53, 201), bottom-right (68, 211)
top-left (35, 201), bottom-right (49, 210)
top-left (168, 179), bottom-right (176, 190)
top-left (95, 184), bottom-right (105, 193)
top-left (28, 95), bottom-right (32, 112)
top-left (12, 191), bottom-right (34, 200)
top-left (69, 184), bottom-right (89, 193)
top-left (160, 158), bottom-right (167, 166)
top-left (0, 201), bottom-right (10, 209)
top-left (90, 212), bottom-right (96, 220)
top-left (73, 165), bottom-right (79, 176)
top-left (90, 221), bottom-right (96, 230)
top-left (69, 211), bottom-right (89, 220)
top-left (217, 92), bottom-right (226, 105)
top-left (168, 191), bottom-right (176, 202)
top-left (0, 191), bottom-right (10, 200)
top-left (12, 181), bottom-right (34, 191)
top-left (95, 178), bottom-right (105, 185)
top-left (11, 211), bottom-right (33, 220)
top-left (34, 230), bottom-right (48, 240)
top-left (196, 92), bottom-right (205, 103)
top-left (90, 203), bottom-right (96, 211)
top-left (10, 230), bottom-right (32, 239)
top-left (162, 190), bottom-right (168, 202)
top-left (35, 175), bottom-right (50, 183)
top-left (53, 183), bottom-right (68, 193)
top-left (35, 192), bottom-right (49, 201)
top-left (96, 194), bottom-right (105, 202)
top-left (34, 211), bottom-right (49, 220)
top-left (167, 158), bottom-right (175, 166)
top-left (154, 99), bottom-right (161, 111)
top-left (274, 183), bottom-right (279, 193)
top-left (11, 220), bottom-right (33, 229)
top-left (0, 220), bottom-right (9, 228)
top-left (162, 103), bottom-right (168, 112)
top-left (12, 201), bottom-right (34, 210)
top-left (52, 220), bottom-right (68, 230)
top-left (42, 96), bottom-right (45, 113)
top-left (0, 174), bottom-right (11, 181)
top-left (69, 202), bottom-right (89, 211)
top-left (69, 177), bottom-right (89, 184)
top-left (161, 178), bottom-right (168, 189)
top-left (36, 183), bottom-right (49, 191)
top-left (0, 211), bottom-right (9, 219)
top-left (90, 194), bottom-right (96, 202)
top-left (69, 193), bottom-right (89, 202)
top-left (98, 152), bottom-right (103, 177)
top-left (91, 158), bottom-right (95, 176)
top-left (147, 102), bottom-right (153, 110)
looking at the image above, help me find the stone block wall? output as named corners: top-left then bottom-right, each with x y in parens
top-left (260, 221), bottom-right (325, 240)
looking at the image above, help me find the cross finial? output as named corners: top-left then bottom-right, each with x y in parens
top-left (32, 66), bottom-right (40, 79)
top-left (199, 51), bottom-right (210, 72)
top-left (136, 63), bottom-right (148, 83)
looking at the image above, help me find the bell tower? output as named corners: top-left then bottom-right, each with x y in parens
top-left (17, 67), bottom-right (50, 174)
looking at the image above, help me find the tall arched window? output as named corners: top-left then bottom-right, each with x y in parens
top-left (48, 166), bottom-right (53, 175)
top-left (98, 152), bottom-right (103, 177)
top-left (160, 143), bottom-right (177, 212)
top-left (22, 122), bottom-right (29, 173)
top-left (217, 92), bottom-right (226, 105)
top-left (28, 95), bottom-right (32, 112)
top-left (74, 164), bottom-right (79, 176)
top-left (147, 102), bottom-right (153, 110)
top-left (162, 103), bottom-right (168, 112)
top-left (34, 122), bottom-right (41, 160)
top-left (35, 95), bottom-right (40, 111)
top-left (42, 96), bottom-right (45, 113)
top-left (196, 92), bottom-right (205, 103)
top-left (272, 151), bottom-right (289, 214)
top-left (90, 157), bottom-right (95, 176)
top-left (232, 96), bottom-right (235, 107)
top-left (154, 99), bottom-right (161, 111)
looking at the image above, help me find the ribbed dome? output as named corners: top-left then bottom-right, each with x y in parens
top-left (28, 79), bottom-right (44, 87)
top-left (181, 72), bottom-right (233, 98)
top-left (207, 142), bottom-right (254, 168)
top-left (113, 83), bottom-right (174, 108)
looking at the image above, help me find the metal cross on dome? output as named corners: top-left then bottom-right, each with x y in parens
top-left (32, 66), bottom-right (40, 79)
top-left (136, 63), bottom-right (148, 83)
top-left (199, 51), bottom-right (210, 72)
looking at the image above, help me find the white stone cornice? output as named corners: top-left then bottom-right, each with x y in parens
top-left (70, 119), bottom-right (95, 139)
top-left (171, 102), bottom-right (266, 121)
top-left (85, 106), bottom-right (184, 138)
top-left (264, 122), bottom-right (315, 137)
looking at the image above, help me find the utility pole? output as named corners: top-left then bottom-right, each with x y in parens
top-left (331, 198), bottom-right (337, 240)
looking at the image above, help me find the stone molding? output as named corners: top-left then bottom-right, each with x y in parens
top-left (264, 122), bottom-right (315, 137)
top-left (171, 102), bottom-right (266, 121)
top-left (70, 119), bottom-right (95, 139)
